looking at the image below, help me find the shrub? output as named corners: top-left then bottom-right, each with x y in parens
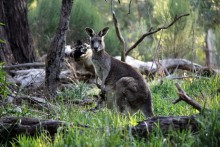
top-left (28, 0), bottom-right (120, 56)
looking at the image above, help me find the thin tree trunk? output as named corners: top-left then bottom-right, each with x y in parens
top-left (45, 0), bottom-right (74, 99)
top-left (205, 29), bottom-right (217, 67)
top-left (3, 0), bottom-right (36, 63)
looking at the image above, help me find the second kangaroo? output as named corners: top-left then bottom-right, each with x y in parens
top-left (85, 27), bottom-right (154, 117)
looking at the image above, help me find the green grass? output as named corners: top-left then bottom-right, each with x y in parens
top-left (1, 76), bottom-right (220, 146)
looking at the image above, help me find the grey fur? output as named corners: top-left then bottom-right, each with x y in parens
top-left (85, 27), bottom-right (154, 117)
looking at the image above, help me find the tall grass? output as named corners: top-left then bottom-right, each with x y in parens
top-left (2, 76), bottom-right (219, 146)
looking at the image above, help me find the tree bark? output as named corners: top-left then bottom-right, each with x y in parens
top-left (0, 1), bottom-right (15, 65)
top-left (45, 0), bottom-right (74, 99)
top-left (205, 29), bottom-right (217, 68)
top-left (3, 0), bottom-right (36, 63)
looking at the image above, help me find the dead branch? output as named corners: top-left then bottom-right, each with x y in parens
top-left (61, 98), bottom-right (94, 106)
top-left (125, 13), bottom-right (190, 55)
top-left (2, 62), bottom-right (45, 70)
top-left (2, 94), bottom-right (56, 111)
top-left (127, 0), bottom-right (133, 14)
top-left (112, 11), bottom-right (126, 61)
top-left (173, 83), bottom-right (202, 112)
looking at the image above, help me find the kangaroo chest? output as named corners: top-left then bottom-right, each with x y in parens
top-left (91, 52), bottom-right (111, 81)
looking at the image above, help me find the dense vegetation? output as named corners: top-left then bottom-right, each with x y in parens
top-left (0, 0), bottom-right (220, 146)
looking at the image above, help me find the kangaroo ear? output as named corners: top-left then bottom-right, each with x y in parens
top-left (98, 27), bottom-right (109, 37)
top-left (85, 27), bottom-right (95, 37)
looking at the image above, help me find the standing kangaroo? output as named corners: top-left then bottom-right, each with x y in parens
top-left (85, 27), bottom-right (154, 117)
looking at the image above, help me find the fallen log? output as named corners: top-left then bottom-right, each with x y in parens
top-left (132, 115), bottom-right (199, 138)
top-left (10, 69), bottom-right (74, 89)
top-left (115, 56), bottom-right (220, 76)
top-left (0, 116), bottom-right (89, 143)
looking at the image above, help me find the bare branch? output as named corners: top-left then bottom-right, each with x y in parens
top-left (173, 83), bottom-right (202, 112)
top-left (127, 0), bottom-right (133, 14)
top-left (125, 13), bottom-right (190, 56)
top-left (112, 11), bottom-right (126, 61)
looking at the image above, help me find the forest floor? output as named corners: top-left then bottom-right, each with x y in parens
top-left (1, 76), bottom-right (220, 146)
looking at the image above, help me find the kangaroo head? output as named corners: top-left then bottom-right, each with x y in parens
top-left (71, 40), bottom-right (90, 61)
top-left (85, 27), bottom-right (109, 52)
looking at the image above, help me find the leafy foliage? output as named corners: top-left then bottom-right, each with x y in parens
top-left (28, 0), bottom-right (120, 56)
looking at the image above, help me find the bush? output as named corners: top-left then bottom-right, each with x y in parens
top-left (28, 0), bottom-right (120, 56)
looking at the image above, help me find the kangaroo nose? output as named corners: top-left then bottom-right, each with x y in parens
top-left (94, 47), bottom-right (98, 50)
top-left (93, 42), bottom-right (99, 51)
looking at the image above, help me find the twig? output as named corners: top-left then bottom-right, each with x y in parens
top-left (112, 11), bottom-right (126, 61)
top-left (173, 83), bottom-right (202, 112)
top-left (7, 94), bottom-right (54, 110)
top-left (125, 13), bottom-right (190, 55)
top-left (62, 99), bottom-right (94, 106)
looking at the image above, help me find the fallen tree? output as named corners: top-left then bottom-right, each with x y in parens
top-left (115, 56), bottom-right (220, 76)
top-left (0, 116), bottom-right (89, 142)
top-left (8, 68), bottom-right (77, 89)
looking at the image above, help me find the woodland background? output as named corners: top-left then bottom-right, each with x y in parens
top-left (29, 0), bottom-right (220, 67)
top-left (0, 0), bottom-right (220, 146)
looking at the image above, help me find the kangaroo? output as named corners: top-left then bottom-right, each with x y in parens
top-left (85, 27), bottom-right (154, 117)
top-left (70, 40), bottom-right (94, 75)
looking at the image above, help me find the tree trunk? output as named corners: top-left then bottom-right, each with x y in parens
top-left (0, 1), bottom-right (15, 65)
top-left (3, 0), bottom-right (36, 63)
top-left (205, 29), bottom-right (217, 67)
top-left (45, 0), bottom-right (74, 99)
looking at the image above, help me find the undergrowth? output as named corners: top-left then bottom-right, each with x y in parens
top-left (1, 76), bottom-right (220, 146)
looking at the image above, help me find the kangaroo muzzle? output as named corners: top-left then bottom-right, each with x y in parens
top-left (93, 41), bottom-right (100, 51)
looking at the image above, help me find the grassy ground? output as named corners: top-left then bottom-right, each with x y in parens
top-left (1, 76), bottom-right (220, 147)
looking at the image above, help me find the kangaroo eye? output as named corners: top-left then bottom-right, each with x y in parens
top-left (98, 40), bottom-right (101, 43)
top-left (91, 40), bottom-right (94, 44)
